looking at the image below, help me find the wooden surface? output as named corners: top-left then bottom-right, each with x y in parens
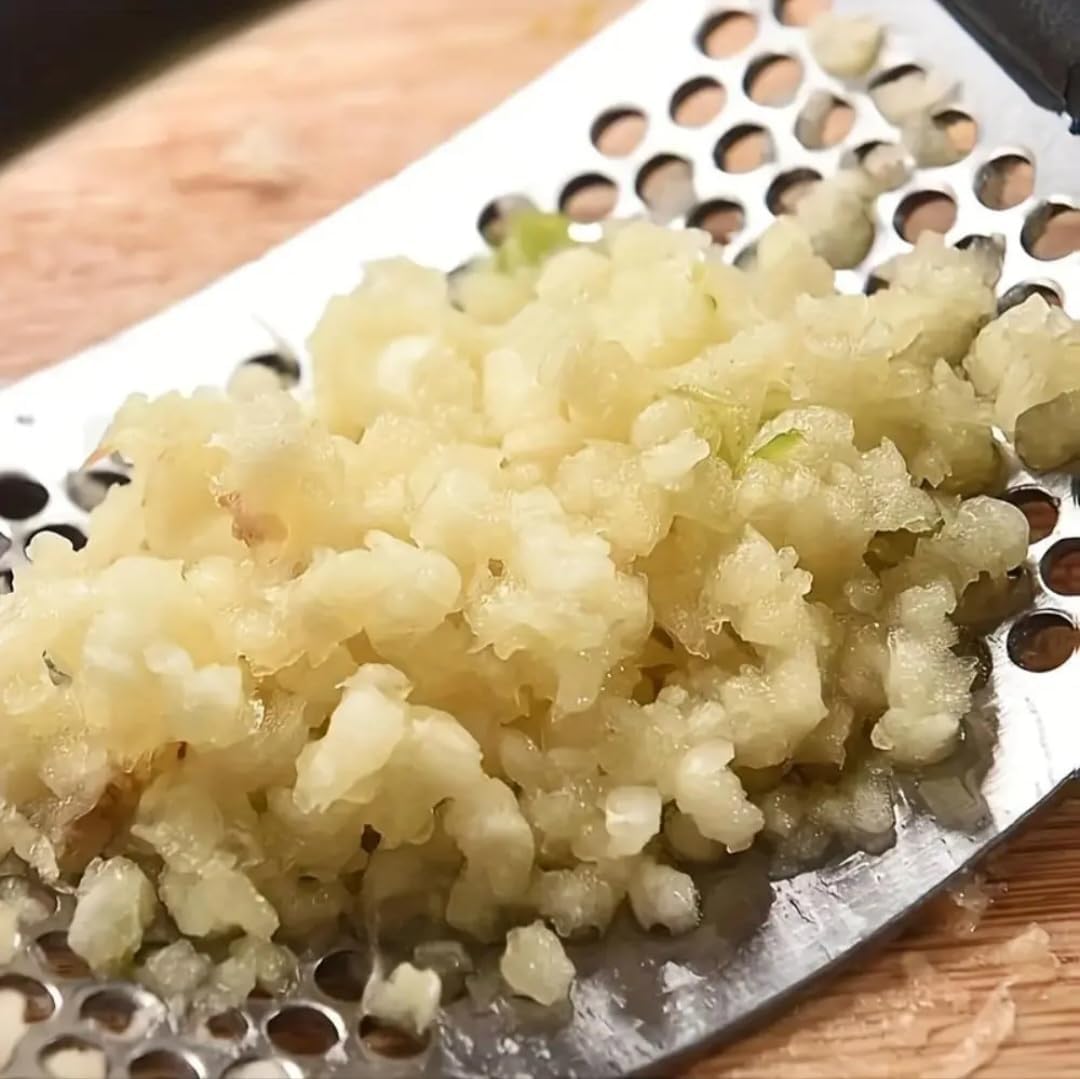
top-left (0, 0), bottom-right (631, 381)
top-left (1, 1), bottom-right (1079, 1075)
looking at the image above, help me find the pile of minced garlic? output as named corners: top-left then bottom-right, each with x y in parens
top-left (0, 205), bottom-right (1078, 1019)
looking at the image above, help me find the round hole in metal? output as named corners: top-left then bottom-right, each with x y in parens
top-left (868, 63), bottom-right (929, 123)
top-left (895, 190), bottom-right (957, 243)
top-left (795, 91), bottom-right (854, 150)
top-left (847, 141), bottom-right (911, 192)
top-left (476, 194), bottom-right (535, 246)
top-left (79, 988), bottom-right (140, 1033)
top-left (1041, 540), bottom-right (1080, 596)
top-left (696, 10), bottom-right (758, 58)
top-left (205, 1008), bottom-right (251, 1041)
top-left (35, 931), bottom-right (91, 979)
top-left (686, 199), bottom-right (746, 246)
top-left (1006, 611), bottom-right (1077, 673)
top-left (446, 257), bottom-right (483, 311)
top-left (1003, 487), bottom-right (1059, 544)
top-left (40, 1036), bottom-right (106, 1078)
top-left (0, 473), bottom-right (49, 521)
top-left (0, 974), bottom-right (58, 1022)
top-left (559, 173), bottom-right (618, 223)
top-left (864, 271), bottom-right (890, 296)
top-left (744, 53), bottom-right (803, 107)
top-left (955, 233), bottom-right (996, 252)
top-left (670, 77), bottom-right (726, 127)
top-left (955, 234), bottom-right (1004, 285)
top-left (242, 351), bottom-right (302, 388)
top-left (998, 281), bottom-right (1064, 315)
top-left (974, 153), bottom-right (1034, 210)
top-left (1021, 202), bottom-right (1080, 262)
top-left (24, 524), bottom-right (88, 555)
top-left (850, 139), bottom-right (884, 163)
top-left (733, 243), bottom-right (758, 270)
top-left (590, 107), bottom-right (647, 157)
top-left (766, 167), bottom-right (822, 215)
top-left (313, 950), bottom-right (369, 1002)
top-left (66, 469), bottom-right (131, 513)
top-left (266, 1005), bottom-right (341, 1056)
top-left (128, 1049), bottom-right (201, 1079)
top-left (774, 0), bottom-right (831, 25)
top-left (636, 154), bottom-right (695, 218)
top-left (868, 62), bottom-right (925, 90)
top-left (937, 109), bottom-right (977, 155)
top-left (358, 1015), bottom-right (431, 1060)
top-left (715, 124), bottom-right (774, 173)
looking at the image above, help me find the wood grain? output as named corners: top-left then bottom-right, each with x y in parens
top-left (0, 0), bottom-right (630, 380)
top-left (1, 1), bottom-right (1079, 1075)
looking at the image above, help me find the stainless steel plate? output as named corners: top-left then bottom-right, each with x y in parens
top-left (0, 1), bottom-right (1078, 1077)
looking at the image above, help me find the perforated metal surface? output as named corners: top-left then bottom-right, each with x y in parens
top-left (0, 1), bottom-right (1078, 1077)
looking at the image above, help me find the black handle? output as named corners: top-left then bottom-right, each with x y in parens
top-left (0, 0), bottom-right (293, 162)
top-left (938, 0), bottom-right (1080, 130)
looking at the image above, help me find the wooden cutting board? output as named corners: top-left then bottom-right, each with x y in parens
top-left (1, 1), bottom-right (1078, 1074)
